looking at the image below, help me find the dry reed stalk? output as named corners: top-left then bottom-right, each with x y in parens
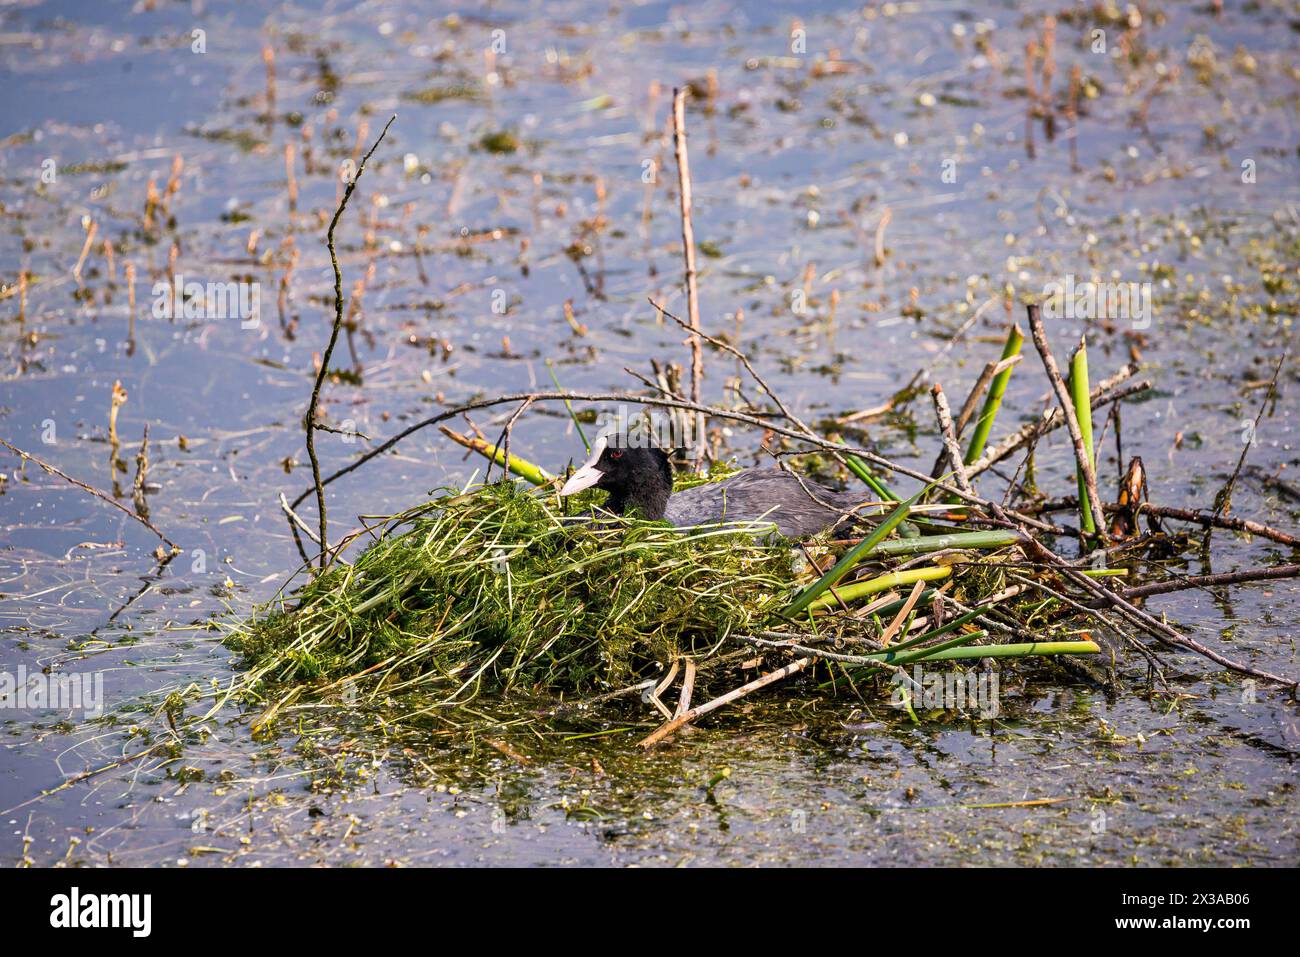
top-left (73, 218), bottom-right (98, 281)
top-left (671, 87), bottom-right (707, 469)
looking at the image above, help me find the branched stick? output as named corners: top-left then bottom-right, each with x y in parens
top-left (1025, 303), bottom-right (1109, 545)
top-left (1033, 498), bottom-right (1298, 547)
top-left (0, 436), bottom-right (177, 550)
top-left (639, 655), bottom-right (815, 748)
top-left (305, 114), bottom-right (395, 570)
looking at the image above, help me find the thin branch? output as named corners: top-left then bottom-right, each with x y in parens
top-left (1210, 352), bottom-right (1286, 534)
top-left (305, 114), bottom-right (395, 570)
top-left (1086, 563), bottom-right (1300, 606)
top-left (0, 437), bottom-right (177, 550)
top-left (1033, 498), bottom-right (1298, 548)
top-left (286, 389), bottom-right (1064, 537)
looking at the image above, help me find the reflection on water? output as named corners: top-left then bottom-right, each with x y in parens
top-left (0, 0), bottom-right (1296, 866)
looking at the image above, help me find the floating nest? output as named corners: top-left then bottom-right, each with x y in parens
top-left (227, 478), bottom-right (806, 705)
top-left (219, 461), bottom-right (1098, 743)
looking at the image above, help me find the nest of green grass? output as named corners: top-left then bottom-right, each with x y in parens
top-left (226, 479), bottom-right (801, 707)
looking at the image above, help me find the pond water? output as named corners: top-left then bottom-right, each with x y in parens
top-left (1, 0), bottom-right (1296, 866)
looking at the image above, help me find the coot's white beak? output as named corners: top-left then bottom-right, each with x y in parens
top-left (559, 437), bottom-right (608, 497)
top-left (559, 463), bottom-right (604, 496)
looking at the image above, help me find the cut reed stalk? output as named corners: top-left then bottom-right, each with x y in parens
top-left (807, 565), bottom-right (951, 611)
top-left (670, 88), bottom-right (706, 469)
top-left (1069, 337), bottom-right (1097, 537)
top-left (964, 323), bottom-right (1023, 466)
top-left (439, 426), bottom-right (554, 486)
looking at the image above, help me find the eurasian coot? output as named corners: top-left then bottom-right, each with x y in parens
top-left (558, 435), bottom-right (875, 539)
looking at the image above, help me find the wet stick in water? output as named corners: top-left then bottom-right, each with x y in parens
top-left (0, 437), bottom-right (176, 550)
top-left (305, 114), bottom-right (395, 570)
top-left (670, 87), bottom-right (706, 470)
top-left (639, 655), bottom-right (814, 748)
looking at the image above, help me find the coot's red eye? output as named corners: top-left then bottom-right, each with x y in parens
top-left (610, 450), bottom-right (623, 460)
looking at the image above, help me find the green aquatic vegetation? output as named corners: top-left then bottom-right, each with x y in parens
top-left (403, 83), bottom-right (482, 105)
top-left (227, 481), bottom-right (798, 705)
top-left (477, 130), bottom-right (521, 154)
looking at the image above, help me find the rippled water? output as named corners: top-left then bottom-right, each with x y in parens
top-left (1, 0), bottom-right (1296, 866)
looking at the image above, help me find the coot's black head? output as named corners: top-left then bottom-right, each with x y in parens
top-left (558, 436), bottom-right (673, 519)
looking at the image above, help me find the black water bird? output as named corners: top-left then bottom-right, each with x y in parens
top-left (558, 436), bottom-right (874, 540)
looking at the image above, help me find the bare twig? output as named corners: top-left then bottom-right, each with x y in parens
top-left (640, 655), bottom-right (815, 747)
top-left (279, 491), bottom-right (322, 545)
top-left (1086, 563), bottom-right (1300, 606)
top-left (305, 114), bottom-right (395, 570)
top-left (1210, 353), bottom-right (1286, 532)
top-left (1032, 498), bottom-right (1298, 548)
top-left (287, 389), bottom-right (1068, 538)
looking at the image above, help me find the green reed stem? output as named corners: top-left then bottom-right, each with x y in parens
top-left (1069, 339), bottom-right (1097, 536)
top-left (963, 323), bottom-right (1024, 466)
top-left (788, 483), bottom-right (932, 615)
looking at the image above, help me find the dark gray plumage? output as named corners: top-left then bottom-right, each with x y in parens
top-left (665, 467), bottom-right (872, 539)
top-left (558, 440), bottom-right (874, 540)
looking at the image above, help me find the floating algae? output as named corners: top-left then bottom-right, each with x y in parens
top-left (227, 480), bottom-right (798, 705)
